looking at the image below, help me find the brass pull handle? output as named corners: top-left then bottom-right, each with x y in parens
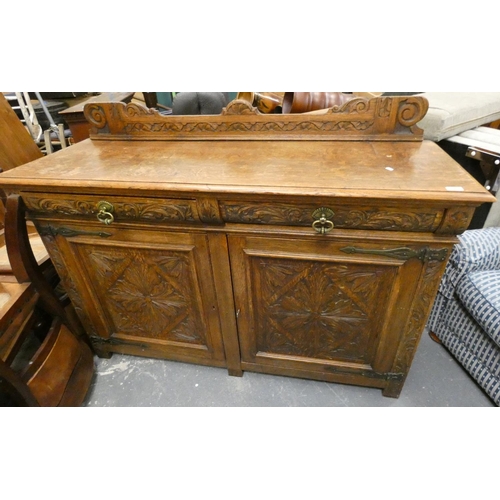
top-left (312, 207), bottom-right (335, 235)
top-left (312, 217), bottom-right (334, 234)
top-left (96, 201), bottom-right (114, 225)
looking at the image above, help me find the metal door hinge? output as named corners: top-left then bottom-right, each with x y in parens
top-left (39, 225), bottom-right (112, 238)
top-left (341, 246), bottom-right (448, 262)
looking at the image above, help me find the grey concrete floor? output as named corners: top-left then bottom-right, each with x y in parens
top-left (82, 329), bottom-right (495, 407)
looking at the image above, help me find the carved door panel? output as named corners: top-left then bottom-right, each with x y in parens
top-left (39, 223), bottom-right (227, 366)
top-left (228, 234), bottom-right (432, 388)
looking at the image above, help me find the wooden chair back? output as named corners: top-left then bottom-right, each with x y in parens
top-left (0, 93), bottom-right (43, 173)
top-left (0, 195), bottom-right (94, 406)
top-left (0, 93), bottom-right (49, 277)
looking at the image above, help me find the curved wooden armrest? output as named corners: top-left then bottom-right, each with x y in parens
top-left (4, 194), bottom-right (83, 337)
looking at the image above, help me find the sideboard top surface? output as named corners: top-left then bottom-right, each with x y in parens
top-left (0, 138), bottom-right (494, 205)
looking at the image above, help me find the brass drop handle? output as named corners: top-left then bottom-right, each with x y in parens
top-left (96, 201), bottom-right (114, 225)
top-left (312, 217), bottom-right (334, 234)
top-left (312, 207), bottom-right (335, 235)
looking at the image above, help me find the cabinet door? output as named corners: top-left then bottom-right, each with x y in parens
top-left (229, 234), bottom-right (443, 392)
top-left (40, 223), bottom-right (227, 367)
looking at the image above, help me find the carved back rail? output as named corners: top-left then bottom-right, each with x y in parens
top-left (84, 96), bottom-right (429, 142)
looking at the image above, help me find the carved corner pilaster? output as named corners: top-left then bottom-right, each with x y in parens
top-left (436, 207), bottom-right (475, 234)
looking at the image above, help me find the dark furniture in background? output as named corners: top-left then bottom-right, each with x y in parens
top-left (59, 92), bottom-right (135, 143)
top-left (0, 94), bottom-right (43, 171)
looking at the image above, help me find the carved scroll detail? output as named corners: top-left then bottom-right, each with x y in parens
top-left (24, 197), bottom-right (95, 216)
top-left (115, 202), bottom-right (196, 223)
top-left (336, 209), bottom-right (440, 231)
top-left (122, 118), bottom-right (375, 135)
top-left (84, 96), bottom-right (429, 141)
top-left (24, 196), bottom-right (198, 223)
top-left (397, 97), bottom-right (427, 127)
top-left (85, 104), bottom-right (108, 129)
top-left (222, 204), bottom-right (311, 225)
top-left (221, 203), bottom-right (441, 231)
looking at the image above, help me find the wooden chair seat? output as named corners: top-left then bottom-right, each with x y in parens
top-left (0, 231), bottom-right (49, 277)
top-left (0, 280), bottom-right (38, 364)
top-left (0, 279), bottom-right (94, 406)
top-left (0, 316), bottom-right (94, 407)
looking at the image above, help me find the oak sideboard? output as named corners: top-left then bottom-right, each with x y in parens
top-left (0, 97), bottom-right (494, 398)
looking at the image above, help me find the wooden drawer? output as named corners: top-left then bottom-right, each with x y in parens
top-left (219, 200), bottom-right (444, 233)
top-left (21, 192), bottom-right (204, 225)
top-left (22, 193), bottom-right (451, 234)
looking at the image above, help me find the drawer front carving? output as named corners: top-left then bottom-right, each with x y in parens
top-left (22, 193), bottom-right (200, 224)
top-left (220, 201), bottom-right (443, 232)
top-left (23, 194), bottom-right (445, 232)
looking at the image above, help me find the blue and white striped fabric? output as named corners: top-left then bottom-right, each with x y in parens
top-left (454, 227), bottom-right (500, 271)
top-left (456, 270), bottom-right (500, 347)
top-left (438, 326), bottom-right (500, 405)
top-left (428, 227), bottom-right (500, 406)
top-left (438, 227), bottom-right (500, 299)
top-left (436, 296), bottom-right (500, 404)
top-left (441, 297), bottom-right (500, 378)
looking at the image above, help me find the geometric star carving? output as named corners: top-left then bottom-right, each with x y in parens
top-left (256, 259), bottom-right (387, 362)
top-left (87, 247), bottom-right (204, 343)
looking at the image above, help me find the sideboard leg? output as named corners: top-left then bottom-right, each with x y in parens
top-left (90, 345), bottom-right (113, 359)
top-left (382, 380), bottom-right (404, 399)
top-left (228, 368), bottom-right (243, 377)
top-left (96, 351), bottom-right (113, 359)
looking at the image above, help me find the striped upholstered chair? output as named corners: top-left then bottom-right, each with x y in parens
top-left (427, 227), bottom-right (500, 405)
